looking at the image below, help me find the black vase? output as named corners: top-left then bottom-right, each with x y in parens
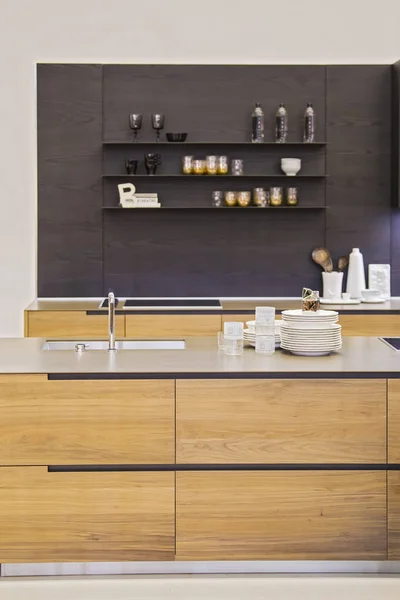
top-left (144, 153), bottom-right (161, 175)
top-left (125, 159), bottom-right (139, 175)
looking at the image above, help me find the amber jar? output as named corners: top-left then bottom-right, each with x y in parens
top-left (237, 191), bottom-right (251, 207)
top-left (287, 187), bottom-right (299, 206)
top-left (193, 159), bottom-right (206, 175)
top-left (270, 187), bottom-right (283, 206)
top-left (217, 156), bottom-right (229, 175)
top-left (224, 191), bottom-right (237, 207)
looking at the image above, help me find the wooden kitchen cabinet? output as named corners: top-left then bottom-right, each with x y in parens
top-left (25, 310), bottom-right (125, 338)
top-left (389, 471), bottom-right (400, 559)
top-left (0, 467), bottom-right (175, 562)
top-left (125, 314), bottom-right (221, 338)
top-left (176, 471), bottom-right (386, 560)
top-left (339, 314), bottom-right (400, 336)
top-left (388, 380), bottom-right (400, 463)
top-left (176, 379), bottom-right (386, 464)
top-left (0, 375), bottom-right (174, 465)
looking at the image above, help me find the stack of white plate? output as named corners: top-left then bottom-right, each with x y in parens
top-left (280, 309), bottom-right (341, 356)
top-left (244, 320), bottom-right (281, 349)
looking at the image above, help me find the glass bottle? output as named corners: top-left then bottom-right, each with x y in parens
top-left (251, 103), bottom-right (264, 143)
top-left (303, 103), bottom-right (316, 143)
top-left (275, 103), bottom-right (288, 143)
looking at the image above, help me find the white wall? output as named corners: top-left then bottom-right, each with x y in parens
top-left (1, 0), bottom-right (400, 336)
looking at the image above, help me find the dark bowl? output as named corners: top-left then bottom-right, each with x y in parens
top-left (166, 132), bottom-right (188, 143)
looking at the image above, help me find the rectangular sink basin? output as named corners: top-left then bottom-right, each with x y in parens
top-left (42, 340), bottom-right (186, 351)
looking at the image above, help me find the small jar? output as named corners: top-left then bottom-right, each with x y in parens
top-left (206, 155), bottom-right (218, 175)
top-left (231, 159), bottom-right (244, 176)
top-left (253, 187), bottom-right (267, 206)
top-left (237, 191), bottom-right (251, 207)
top-left (270, 187), bottom-right (283, 206)
top-left (287, 187), bottom-right (298, 206)
top-left (224, 191), bottom-right (237, 207)
top-left (193, 159), bottom-right (206, 175)
top-left (182, 155), bottom-right (194, 175)
top-left (212, 190), bottom-right (224, 208)
top-left (217, 156), bottom-right (229, 175)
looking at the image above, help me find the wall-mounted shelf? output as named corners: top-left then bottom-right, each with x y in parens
top-left (103, 206), bottom-right (327, 211)
top-left (103, 174), bottom-right (327, 179)
top-left (103, 141), bottom-right (328, 146)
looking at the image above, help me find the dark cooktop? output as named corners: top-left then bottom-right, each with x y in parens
top-left (124, 299), bottom-right (221, 308)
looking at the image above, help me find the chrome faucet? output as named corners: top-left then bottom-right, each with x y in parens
top-left (108, 291), bottom-right (116, 351)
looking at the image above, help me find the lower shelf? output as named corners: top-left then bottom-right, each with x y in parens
top-left (103, 206), bottom-right (326, 210)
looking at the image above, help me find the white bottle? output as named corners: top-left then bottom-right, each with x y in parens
top-left (346, 248), bottom-right (366, 299)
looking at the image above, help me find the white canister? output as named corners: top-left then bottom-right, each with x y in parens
top-left (322, 271), bottom-right (343, 301)
top-left (346, 248), bottom-right (366, 299)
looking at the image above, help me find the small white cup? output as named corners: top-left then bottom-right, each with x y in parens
top-left (342, 292), bottom-right (351, 301)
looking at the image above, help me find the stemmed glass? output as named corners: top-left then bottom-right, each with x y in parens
top-left (129, 114), bottom-right (143, 142)
top-left (151, 113), bottom-right (165, 142)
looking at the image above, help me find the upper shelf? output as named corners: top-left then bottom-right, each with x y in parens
top-left (103, 174), bottom-right (327, 179)
top-left (103, 141), bottom-right (328, 146)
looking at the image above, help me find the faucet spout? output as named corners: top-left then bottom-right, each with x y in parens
top-left (108, 292), bottom-right (116, 351)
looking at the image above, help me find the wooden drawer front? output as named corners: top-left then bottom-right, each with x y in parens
top-left (126, 314), bottom-right (221, 338)
top-left (176, 471), bottom-right (386, 561)
top-left (176, 379), bottom-right (386, 464)
top-left (389, 472), bottom-right (400, 559)
top-left (26, 311), bottom-right (125, 338)
top-left (0, 467), bottom-right (174, 562)
top-left (388, 380), bottom-right (400, 463)
top-left (0, 375), bottom-right (174, 465)
top-left (340, 314), bottom-right (400, 336)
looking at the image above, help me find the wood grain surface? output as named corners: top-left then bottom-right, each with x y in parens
top-left (388, 379), bottom-right (400, 463)
top-left (176, 379), bottom-right (386, 464)
top-left (125, 314), bottom-right (221, 338)
top-left (26, 310), bottom-right (125, 338)
top-left (176, 470), bottom-right (386, 560)
top-left (0, 376), bottom-right (174, 465)
top-left (0, 467), bottom-right (174, 562)
top-left (389, 471), bottom-right (400, 559)
top-left (339, 314), bottom-right (400, 336)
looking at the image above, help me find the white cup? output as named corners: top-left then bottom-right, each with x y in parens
top-left (361, 289), bottom-right (382, 302)
top-left (281, 158), bottom-right (301, 176)
top-left (322, 271), bottom-right (343, 301)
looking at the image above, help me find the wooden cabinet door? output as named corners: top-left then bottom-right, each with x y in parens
top-left (26, 311), bottom-right (125, 338)
top-left (176, 471), bottom-right (386, 560)
top-left (0, 467), bottom-right (174, 562)
top-left (388, 380), bottom-right (400, 463)
top-left (126, 314), bottom-right (221, 338)
top-left (389, 471), bottom-right (400, 559)
top-left (340, 315), bottom-right (400, 336)
top-left (176, 379), bottom-right (386, 464)
top-left (0, 375), bottom-right (174, 465)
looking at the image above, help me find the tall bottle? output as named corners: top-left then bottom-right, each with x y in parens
top-left (303, 103), bottom-right (316, 143)
top-left (275, 103), bottom-right (288, 143)
top-left (346, 248), bottom-right (366, 299)
top-left (251, 103), bottom-right (264, 143)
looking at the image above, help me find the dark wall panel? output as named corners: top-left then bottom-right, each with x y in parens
top-left (37, 64), bottom-right (103, 297)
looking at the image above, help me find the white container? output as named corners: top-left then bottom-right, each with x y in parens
top-left (281, 158), bottom-right (301, 176)
top-left (223, 321), bottom-right (244, 355)
top-left (346, 248), bottom-right (366, 299)
top-left (368, 264), bottom-right (391, 300)
top-left (322, 271), bottom-right (343, 301)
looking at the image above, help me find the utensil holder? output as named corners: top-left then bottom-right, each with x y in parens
top-left (322, 271), bottom-right (343, 301)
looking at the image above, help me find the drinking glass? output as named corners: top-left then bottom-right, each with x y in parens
top-left (151, 113), bottom-right (165, 142)
top-left (231, 159), bottom-right (244, 176)
top-left (129, 114), bottom-right (143, 142)
top-left (217, 156), bottom-right (228, 175)
top-left (287, 187), bottom-right (299, 206)
top-left (270, 187), bottom-right (283, 206)
top-left (206, 156), bottom-right (218, 175)
top-left (212, 191), bottom-right (224, 207)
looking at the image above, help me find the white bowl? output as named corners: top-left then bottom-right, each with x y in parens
top-left (361, 289), bottom-right (382, 301)
top-left (281, 158), bottom-right (301, 176)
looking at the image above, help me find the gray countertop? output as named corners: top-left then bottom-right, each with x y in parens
top-left (25, 297), bottom-right (400, 313)
top-left (0, 336), bottom-right (399, 377)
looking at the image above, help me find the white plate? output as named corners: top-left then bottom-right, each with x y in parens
top-left (247, 341), bottom-right (281, 349)
top-left (281, 344), bottom-right (342, 351)
top-left (281, 324), bottom-right (341, 332)
top-left (282, 309), bottom-right (338, 318)
top-left (283, 349), bottom-right (339, 356)
top-left (320, 298), bottom-right (361, 305)
top-left (361, 298), bottom-right (386, 304)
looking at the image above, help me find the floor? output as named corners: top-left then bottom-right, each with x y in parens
top-left (1, 575), bottom-right (400, 600)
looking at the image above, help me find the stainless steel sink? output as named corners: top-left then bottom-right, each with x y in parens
top-left (41, 340), bottom-right (186, 351)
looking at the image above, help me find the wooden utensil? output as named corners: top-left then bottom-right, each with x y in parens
top-left (338, 255), bottom-right (349, 272)
top-left (312, 247), bottom-right (333, 272)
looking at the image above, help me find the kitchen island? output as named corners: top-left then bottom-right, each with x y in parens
top-left (0, 336), bottom-right (400, 564)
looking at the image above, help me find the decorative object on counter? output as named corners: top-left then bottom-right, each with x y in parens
top-left (303, 103), bottom-right (316, 143)
top-left (193, 159), bottom-right (206, 175)
top-left (217, 155), bottom-right (229, 175)
top-left (166, 132), bottom-right (187, 142)
top-left (281, 158), bottom-right (301, 176)
top-left (322, 271), bottom-right (344, 302)
top-left (118, 182), bottom-right (136, 206)
top-left (275, 103), bottom-right (288, 143)
top-left (360, 288), bottom-right (385, 303)
top-left (255, 306), bottom-right (276, 355)
top-left (270, 187), bottom-right (283, 206)
top-left (125, 159), bottom-right (139, 175)
top-left (237, 191), bottom-right (251, 207)
top-left (223, 321), bottom-right (244, 355)
top-left (182, 155), bottom-right (194, 174)
top-left (224, 191), bottom-right (237, 207)
top-left (286, 187), bottom-right (298, 206)
top-left (144, 153), bottom-right (161, 175)
top-left (206, 155), bottom-right (218, 175)
top-left (280, 309), bottom-right (341, 356)
top-left (312, 247), bottom-right (333, 272)
top-left (212, 190), bottom-right (224, 208)
top-left (251, 102), bottom-right (264, 143)
top-left (231, 159), bottom-right (244, 176)
top-left (151, 113), bottom-right (165, 142)
top-left (129, 113), bottom-right (142, 142)
top-left (346, 248), bottom-right (366, 299)
top-left (338, 255), bottom-right (349, 272)
top-left (253, 187), bottom-right (269, 207)
top-left (368, 264), bottom-right (391, 300)
top-left (302, 288), bottom-right (320, 312)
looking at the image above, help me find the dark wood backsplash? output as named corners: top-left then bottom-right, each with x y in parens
top-left (37, 64), bottom-right (398, 297)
